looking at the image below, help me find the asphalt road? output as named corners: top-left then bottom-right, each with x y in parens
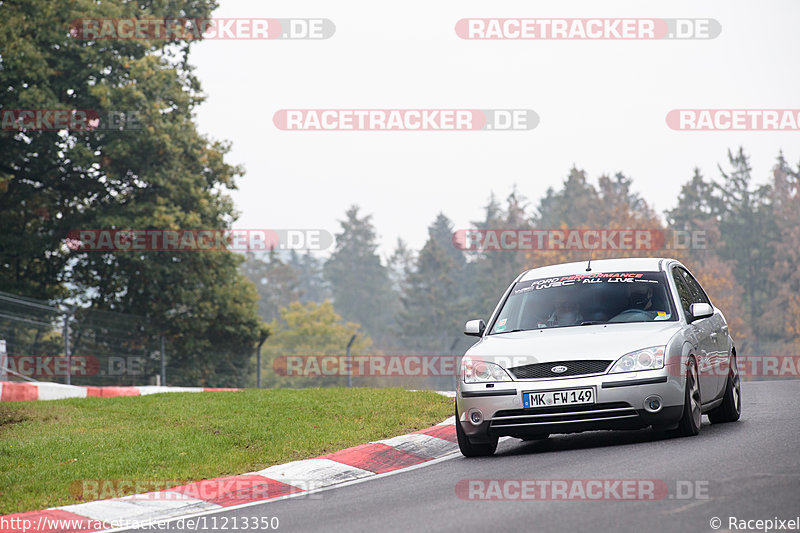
top-left (138, 381), bottom-right (800, 533)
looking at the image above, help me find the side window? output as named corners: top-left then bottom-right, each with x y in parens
top-left (678, 268), bottom-right (710, 305)
top-left (673, 267), bottom-right (711, 320)
top-left (672, 269), bottom-right (693, 316)
top-left (681, 269), bottom-right (711, 304)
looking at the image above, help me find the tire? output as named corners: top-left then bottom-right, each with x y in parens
top-left (456, 404), bottom-right (498, 457)
top-left (671, 356), bottom-right (702, 437)
top-left (708, 354), bottom-right (741, 424)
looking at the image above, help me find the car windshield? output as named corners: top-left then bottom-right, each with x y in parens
top-left (489, 271), bottom-right (677, 334)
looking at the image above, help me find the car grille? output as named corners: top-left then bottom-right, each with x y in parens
top-left (490, 402), bottom-right (638, 428)
top-left (508, 360), bottom-right (612, 379)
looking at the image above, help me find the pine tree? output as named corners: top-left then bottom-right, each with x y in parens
top-left (465, 189), bottom-right (532, 319)
top-left (240, 250), bottom-right (302, 323)
top-left (324, 206), bottom-right (393, 345)
top-left (386, 238), bottom-right (415, 294)
top-left (536, 167), bottom-right (601, 227)
top-left (714, 148), bottom-right (778, 350)
top-left (288, 250), bottom-right (329, 304)
top-left (397, 228), bottom-right (466, 354)
top-left (666, 168), bottom-right (718, 232)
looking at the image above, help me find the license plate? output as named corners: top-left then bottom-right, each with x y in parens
top-left (523, 387), bottom-right (595, 408)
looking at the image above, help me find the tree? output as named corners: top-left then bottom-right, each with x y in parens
top-left (386, 238), bottom-right (415, 294)
top-left (260, 301), bottom-right (371, 388)
top-left (667, 149), bottom-right (780, 353)
top-left (536, 169), bottom-right (658, 230)
top-left (240, 250), bottom-right (302, 323)
top-left (396, 216), bottom-right (468, 355)
top-left (324, 206), bottom-right (393, 345)
top-left (665, 167), bottom-right (725, 271)
top-left (465, 189), bottom-right (533, 317)
top-left (529, 169), bottom-right (664, 268)
top-left (665, 168), bottom-right (718, 233)
top-left (596, 172), bottom-right (657, 223)
top-left (536, 167), bottom-right (601, 227)
top-left (428, 213), bottom-right (466, 274)
top-left (766, 152), bottom-right (800, 350)
top-left (288, 250), bottom-right (329, 304)
top-left (0, 0), bottom-right (264, 386)
top-left (714, 148), bottom-right (778, 350)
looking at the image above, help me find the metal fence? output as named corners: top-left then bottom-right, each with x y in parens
top-left (1, 290), bottom-right (475, 391)
top-left (0, 291), bottom-right (165, 386)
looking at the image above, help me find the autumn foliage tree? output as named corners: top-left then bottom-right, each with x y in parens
top-left (766, 153), bottom-right (800, 351)
top-left (260, 301), bottom-right (372, 388)
top-left (527, 169), bottom-right (664, 268)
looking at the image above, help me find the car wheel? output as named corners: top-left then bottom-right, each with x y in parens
top-left (456, 404), bottom-right (498, 457)
top-left (708, 354), bottom-right (741, 424)
top-left (521, 434), bottom-right (549, 442)
top-left (671, 356), bottom-right (702, 437)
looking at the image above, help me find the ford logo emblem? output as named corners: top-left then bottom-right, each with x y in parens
top-left (551, 365), bottom-right (568, 374)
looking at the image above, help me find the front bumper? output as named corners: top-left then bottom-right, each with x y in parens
top-left (457, 363), bottom-right (684, 440)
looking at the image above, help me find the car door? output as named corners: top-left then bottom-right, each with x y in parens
top-left (680, 269), bottom-right (727, 398)
top-left (671, 267), bottom-right (719, 403)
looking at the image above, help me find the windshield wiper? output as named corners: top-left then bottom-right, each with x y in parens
top-left (579, 321), bottom-right (607, 326)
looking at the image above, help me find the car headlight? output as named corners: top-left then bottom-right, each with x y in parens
top-left (462, 356), bottom-right (513, 383)
top-left (609, 346), bottom-right (665, 373)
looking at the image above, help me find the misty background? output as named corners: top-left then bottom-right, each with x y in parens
top-left (1, 0), bottom-right (798, 389)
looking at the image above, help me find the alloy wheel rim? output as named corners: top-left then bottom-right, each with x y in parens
top-left (731, 356), bottom-right (741, 414)
top-left (689, 361), bottom-right (701, 427)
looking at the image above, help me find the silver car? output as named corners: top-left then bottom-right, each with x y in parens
top-left (456, 257), bottom-right (741, 457)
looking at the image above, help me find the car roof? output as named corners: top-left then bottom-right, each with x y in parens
top-left (518, 257), bottom-right (676, 281)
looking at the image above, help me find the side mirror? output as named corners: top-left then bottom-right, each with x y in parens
top-left (464, 319), bottom-right (486, 337)
top-left (690, 302), bottom-right (713, 320)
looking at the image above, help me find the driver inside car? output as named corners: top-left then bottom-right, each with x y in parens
top-left (546, 296), bottom-right (584, 327)
top-left (629, 285), bottom-right (654, 311)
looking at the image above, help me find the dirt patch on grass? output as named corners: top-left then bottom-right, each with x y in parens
top-left (0, 405), bottom-right (30, 430)
top-left (0, 403), bottom-right (72, 432)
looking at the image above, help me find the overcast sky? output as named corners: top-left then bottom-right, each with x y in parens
top-left (191, 0), bottom-right (800, 258)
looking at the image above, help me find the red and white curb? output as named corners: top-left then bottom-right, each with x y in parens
top-left (0, 382), bottom-right (238, 402)
top-left (0, 417), bottom-right (458, 533)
